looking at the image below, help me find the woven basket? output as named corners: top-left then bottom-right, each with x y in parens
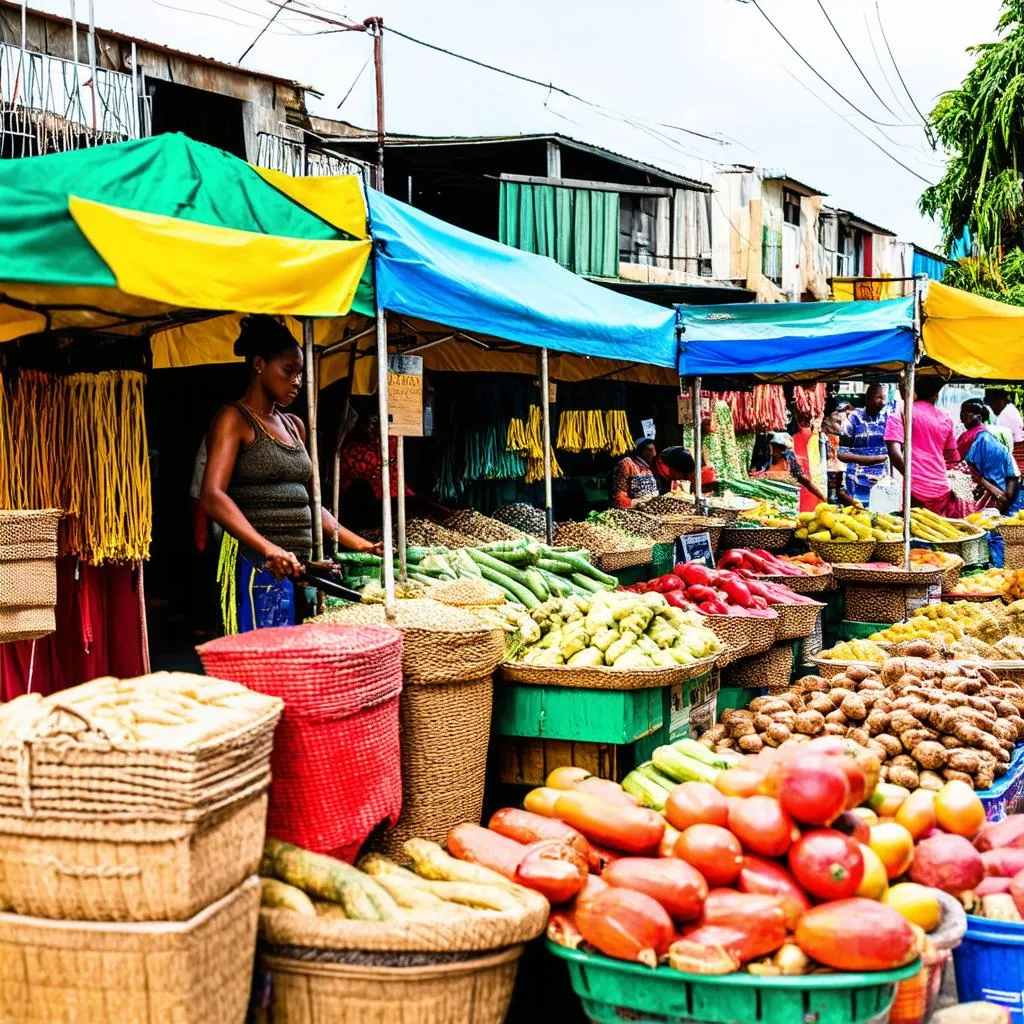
top-left (0, 875), bottom-right (259, 1024)
top-left (723, 643), bottom-right (794, 694)
top-left (311, 600), bottom-right (507, 685)
top-left (1005, 543), bottom-right (1024, 571)
top-left (749, 569), bottom-right (833, 594)
top-left (706, 611), bottom-right (779, 658)
top-left (500, 653), bottom-right (720, 690)
top-left (0, 507), bottom-right (59, 636)
top-left (927, 522), bottom-right (989, 565)
top-left (999, 523), bottom-right (1024, 570)
top-left (0, 683), bottom-right (282, 822)
top-left (671, 516), bottom-right (726, 552)
top-left (598, 509), bottom-right (677, 544)
top-left (844, 583), bottom-right (935, 625)
top-left (807, 537), bottom-right (877, 563)
top-left (257, 946), bottom-right (523, 1024)
top-left (832, 564), bottom-right (943, 587)
top-left (0, 605), bottom-right (55, 643)
top-left (596, 546), bottom-right (653, 572)
top-left (198, 625), bottom-right (404, 858)
top-left (719, 525), bottom-right (794, 553)
top-left (770, 600), bottom-right (825, 642)
top-left (0, 792), bottom-right (267, 922)
top-left (374, 674), bottom-right (494, 856)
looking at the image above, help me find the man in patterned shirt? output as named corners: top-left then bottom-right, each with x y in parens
top-left (839, 384), bottom-right (890, 505)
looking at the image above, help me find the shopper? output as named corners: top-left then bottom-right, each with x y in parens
top-left (201, 315), bottom-right (380, 631)
top-left (822, 400), bottom-right (858, 507)
top-left (884, 377), bottom-right (966, 516)
top-left (755, 431), bottom-right (826, 511)
top-left (610, 438), bottom-right (659, 508)
top-left (959, 398), bottom-right (1023, 515)
top-left (839, 384), bottom-right (890, 505)
top-left (985, 388), bottom-right (1024, 471)
top-left (651, 446), bottom-right (717, 494)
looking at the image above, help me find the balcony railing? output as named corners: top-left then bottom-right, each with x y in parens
top-left (253, 131), bottom-right (370, 182)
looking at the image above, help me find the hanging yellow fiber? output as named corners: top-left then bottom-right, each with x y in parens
top-left (606, 410), bottom-right (632, 457)
top-left (0, 375), bottom-right (10, 509)
top-left (217, 531), bottom-right (240, 635)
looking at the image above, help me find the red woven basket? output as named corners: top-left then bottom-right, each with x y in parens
top-left (197, 624), bottom-right (403, 859)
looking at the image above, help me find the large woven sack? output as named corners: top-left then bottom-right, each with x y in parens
top-left (198, 625), bottom-right (403, 858)
top-left (0, 509), bottom-right (59, 639)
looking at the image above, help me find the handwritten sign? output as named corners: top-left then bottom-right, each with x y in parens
top-left (674, 531), bottom-right (714, 569)
top-left (386, 355), bottom-right (423, 437)
top-left (641, 418), bottom-right (656, 440)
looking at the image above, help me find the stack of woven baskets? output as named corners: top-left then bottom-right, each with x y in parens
top-left (0, 508), bottom-right (60, 643)
top-left (0, 672), bottom-right (283, 1024)
top-left (310, 601), bottom-right (506, 854)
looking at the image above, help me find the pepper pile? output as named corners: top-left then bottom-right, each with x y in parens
top-left (623, 565), bottom-right (795, 616)
top-left (716, 386), bottom-right (788, 432)
top-left (718, 549), bottom-right (829, 577)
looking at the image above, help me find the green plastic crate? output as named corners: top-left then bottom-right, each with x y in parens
top-left (718, 686), bottom-right (760, 714)
top-left (548, 943), bottom-right (920, 1024)
top-left (651, 542), bottom-right (675, 578)
top-left (837, 620), bottom-right (888, 640)
top-left (495, 683), bottom-right (663, 744)
top-left (616, 563), bottom-right (650, 588)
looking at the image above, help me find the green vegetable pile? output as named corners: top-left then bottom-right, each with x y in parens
top-left (512, 591), bottom-right (721, 669)
top-left (334, 538), bottom-right (617, 608)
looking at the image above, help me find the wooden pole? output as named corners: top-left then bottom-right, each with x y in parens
top-left (375, 305), bottom-right (395, 616)
top-left (540, 348), bottom-right (554, 544)
top-left (303, 319), bottom-right (324, 565)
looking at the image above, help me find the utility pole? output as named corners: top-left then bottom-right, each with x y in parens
top-left (364, 16), bottom-right (385, 190)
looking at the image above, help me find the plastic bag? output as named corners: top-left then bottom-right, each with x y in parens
top-left (869, 474), bottom-right (903, 514)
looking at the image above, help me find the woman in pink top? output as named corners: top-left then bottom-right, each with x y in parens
top-left (884, 377), bottom-right (969, 517)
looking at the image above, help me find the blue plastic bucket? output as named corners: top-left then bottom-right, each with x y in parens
top-left (953, 915), bottom-right (1024, 1021)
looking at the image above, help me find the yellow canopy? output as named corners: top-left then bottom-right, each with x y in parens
top-left (922, 281), bottom-right (1024, 380)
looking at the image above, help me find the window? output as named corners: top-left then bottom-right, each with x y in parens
top-left (783, 188), bottom-right (801, 227)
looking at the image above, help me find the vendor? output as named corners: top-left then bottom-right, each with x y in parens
top-left (610, 439), bottom-right (659, 508)
top-left (201, 315), bottom-right (381, 632)
top-left (651, 446), bottom-right (716, 495)
top-left (959, 398), bottom-right (1023, 515)
top-left (756, 431), bottom-right (826, 512)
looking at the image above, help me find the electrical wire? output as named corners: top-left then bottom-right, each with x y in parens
top-left (875, 1), bottom-right (931, 128)
top-left (781, 65), bottom-right (934, 185)
top-left (811, 0), bottom-right (905, 124)
top-left (366, 24), bottom-right (731, 147)
top-left (863, 10), bottom-right (921, 126)
top-left (336, 51), bottom-right (371, 110)
top-left (149, 0), bottom-right (299, 34)
top-left (239, 0), bottom-right (293, 62)
top-left (746, 0), bottom-right (914, 129)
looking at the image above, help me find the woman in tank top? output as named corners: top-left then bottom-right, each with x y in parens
top-left (201, 316), bottom-right (380, 631)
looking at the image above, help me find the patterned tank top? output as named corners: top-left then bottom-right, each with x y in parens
top-left (228, 402), bottom-right (313, 563)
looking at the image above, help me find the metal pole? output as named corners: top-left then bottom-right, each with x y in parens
top-left (86, 0), bottom-right (97, 131)
top-left (303, 320), bottom-right (324, 566)
top-left (70, 0), bottom-right (78, 66)
top-left (396, 436), bottom-right (407, 580)
top-left (129, 41), bottom-right (139, 140)
top-left (902, 360), bottom-right (916, 569)
top-left (376, 306), bottom-right (396, 616)
top-left (692, 376), bottom-right (704, 512)
top-left (368, 16), bottom-right (385, 190)
top-left (540, 348), bottom-right (554, 544)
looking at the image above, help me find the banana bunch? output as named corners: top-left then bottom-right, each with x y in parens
top-left (605, 409), bottom-right (632, 457)
top-left (871, 512), bottom-right (904, 542)
top-left (556, 410), bottom-right (610, 453)
top-left (910, 507), bottom-right (975, 541)
top-left (796, 503), bottom-right (875, 542)
top-left (738, 500), bottom-right (797, 528)
top-left (1000, 509), bottom-right (1024, 525)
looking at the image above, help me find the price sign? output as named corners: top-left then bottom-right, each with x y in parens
top-left (641, 418), bottom-right (656, 440)
top-left (674, 531), bottom-right (714, 569)
top-left (386, 354), bottom-right (424, 437)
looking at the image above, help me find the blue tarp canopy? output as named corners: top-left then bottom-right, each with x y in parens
top-left (676, 297), bottom-right (915, 377)
top-left (366, 189), bottom-right (679, 369)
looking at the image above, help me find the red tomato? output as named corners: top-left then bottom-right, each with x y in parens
top-left (789, 830), bottom-right (865, 902)
top-left (674, 824), bottom-right (743, 886)
top-left (665, 782), bottom-right (729, 832)
top-left (728, 796), bottom-right (795, 858)
top-left (778, 754), bottom-right (850, 827)
top-left (831, 810), bottom-right (871, 846)
top-left (738, 855), bottom-right (812, 930)
top-left (803, 737), bottom-right (875, 808)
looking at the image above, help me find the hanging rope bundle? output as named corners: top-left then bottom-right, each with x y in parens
top-left (0, 369), bottom-right (152, 564)
top-left (605, 410), bottom-right (632, 456)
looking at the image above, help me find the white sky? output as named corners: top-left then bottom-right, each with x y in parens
top-left (24, 0), bottom-right (1004, 248)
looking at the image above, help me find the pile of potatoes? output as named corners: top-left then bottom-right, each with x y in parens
top-left (699, 657), bottom-right (1024, 791)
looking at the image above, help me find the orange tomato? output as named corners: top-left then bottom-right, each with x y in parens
top-left (855, 843), bottom-right (890, 901)
top-left (715, 768), bottom-right (765, 799)
top-left (869, 822), bottom-right (915, 880)
top-left (884, 883), bottom-right (942, 932)
top-left (895, 789), bottom-right (937, 841)
top-left (934, 781), bottom-right (986, 839)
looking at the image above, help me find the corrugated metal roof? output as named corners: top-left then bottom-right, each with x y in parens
top-left (0, 0), bottom-right (312, 90)
top-left (319, 121), bottom-right (711, 191)
top-left (826, 207), bottom-right (896, 238)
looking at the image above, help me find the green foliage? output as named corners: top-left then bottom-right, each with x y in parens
top-left (945, 251), bottom-right (1024, 305)
top-left (921, 0), bottom-right (1024, 254)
